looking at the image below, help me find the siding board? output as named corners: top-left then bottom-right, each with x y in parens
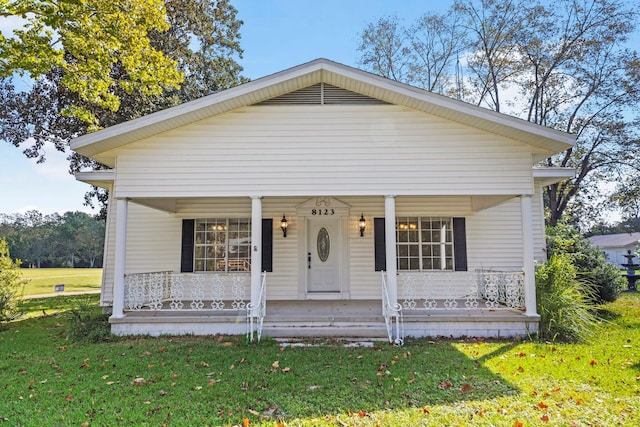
top-left (112, 105), bottom-right (534, 198)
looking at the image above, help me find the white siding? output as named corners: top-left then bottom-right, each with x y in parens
top-left (111, 105), bottom-right (535, 198)
top-left (466, 198), bottom-right (525, 271)
top-left (101, 189), bottom-right (115, 304)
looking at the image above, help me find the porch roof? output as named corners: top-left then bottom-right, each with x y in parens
top-left (71, 58), bottom-right (575, 167)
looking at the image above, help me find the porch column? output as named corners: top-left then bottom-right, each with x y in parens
top-left (520, 194), bottom-right (537, 316)
top-left (250, 196), bottom-right (263, 315)
top-left (384, 195), bottom-right (398, 305)
top-left (112, 198), bottom-right (128, 318)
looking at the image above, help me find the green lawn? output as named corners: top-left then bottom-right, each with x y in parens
top-left (19, 268), bottom-right (102, 296)
top-left (0, 293), bottom-right (638, 426)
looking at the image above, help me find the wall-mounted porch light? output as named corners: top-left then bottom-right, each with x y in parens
top-left (359, 213), bottom-right (366, 237)
top-left (280, 214), bottom-right (288, 237)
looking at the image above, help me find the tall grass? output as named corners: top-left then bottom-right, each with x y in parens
top-left (536, 254), bottom-right (598, 342)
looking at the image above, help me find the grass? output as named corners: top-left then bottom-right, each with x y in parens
top-left (0, 294), bottom-right (639, 426)
top-left (19, 268), bottom-right (102, 296)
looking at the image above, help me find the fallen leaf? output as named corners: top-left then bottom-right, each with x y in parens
top-left (81, 423), bottom-right (90, 427)
top-left (282, 367), bottom-right (291, 373)
top-left (272, 361), bottom-right (280, 369)
top-left (65, 395), bottom-right (73, 402)
top-left (357, 410), bottom-right (370, 417)
top-left (248, 409), bottom-right (260, 416)
top-left (517, 366), bottom-right (525, 372)
top-left (106, 381), bottom-right (115, 385)
top-left (243, 418), bottom-right (250, 427)
top-left (590, 359), bottom-right (597, 366)
top-left (194, 386), bottom-right (202, 391)
top-left (514, 421), bottom-right (524, 427)
top-left (222, 342), bottom-right (233, 347)
top-left (538, 402), bottom-right (548, 409)
top-left (437, 381), bottom-right (453, 390)
top-left (423, 408), bottom-right (430, 414)
top-left (461, 383), bottom-right (473, 393)
top-left (200, 361), bottom-right (209, 367)
top-left (541, 414), bottom-right (550, 422)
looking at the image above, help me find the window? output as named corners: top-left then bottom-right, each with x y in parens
top-left (194, 219), bottom-right (251, 272)
top-left (396, 217), bottom-right (454, 271)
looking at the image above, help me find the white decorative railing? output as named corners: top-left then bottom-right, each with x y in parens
top-left (124, 271), bottom-right (249, 311)
top-left (399, 270), bottom-right (525, 311)
top-left (247, 272), bottom-right (267, 342)
top-left (381, 272), bottom-right (404, 345)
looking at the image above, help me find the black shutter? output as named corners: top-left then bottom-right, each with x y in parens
top-left (261, 218), bottom-right (273, 272)
top-left (374, 217), bottom-right (386, 271)
top-left (453, 217), bottom-right (468, 271)
top-left (180, 219), bottom-right (195, 273)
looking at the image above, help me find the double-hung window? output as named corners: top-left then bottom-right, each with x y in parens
top-left (396, 217), bottom-right (454, 271)
top-left (194, 219), bottom-right (251, 272)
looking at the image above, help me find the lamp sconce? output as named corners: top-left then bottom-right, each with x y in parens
top-left (359, 213), bottom-right (366, 237)
top-left (280, 214), bottom-right (288, 237)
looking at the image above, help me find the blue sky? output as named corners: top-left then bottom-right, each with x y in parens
top-left (0, 1), bottom-right (446, 215)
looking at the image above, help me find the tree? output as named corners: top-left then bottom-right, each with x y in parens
top-left (0, 0), bottom-right (184, 127)
top-left (357, 0), bottom-right (640, 227)
top-left (0, 210), bottom-right (105, 268)
top-left (0, 238), bottom-right (24, 325)
top-left (1, 0), bottom-right (246, 217)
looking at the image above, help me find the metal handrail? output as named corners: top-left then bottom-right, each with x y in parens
top-left (247, 271), bottom-right (267, 342)
top-left (381, 271), bottom-right (404, 346)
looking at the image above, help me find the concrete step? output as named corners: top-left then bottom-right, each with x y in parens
top-left (261, 320), bottom-right (389, 338)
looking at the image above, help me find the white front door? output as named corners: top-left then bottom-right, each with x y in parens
top-left (307, 218), bottom-right (341, 292)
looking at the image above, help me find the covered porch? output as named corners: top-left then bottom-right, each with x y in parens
top-left (112, 269), bottom-right (537, 342)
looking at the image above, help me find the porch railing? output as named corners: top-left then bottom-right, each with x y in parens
top-left (381, 272), bottom-right (404, 345)
top-left (247, 272), bottom-right (267, 342)
top-left (398, 270), bottom-right (526, 311)
top-left (124, 271), bottom-right (249, 312)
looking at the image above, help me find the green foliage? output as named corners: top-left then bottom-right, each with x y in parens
top-left (0, 0), bottom-right (183, 126)
top-left (546, 222), bottom-right (625, 304)
top-left (66, 297), bottom-right (111, 343)
top-left (535, 254), bottom-right (598, 342)
top-left (0, 238), bottom-right (24, 325)
top-left (0, 210), bottom-right (105, 268)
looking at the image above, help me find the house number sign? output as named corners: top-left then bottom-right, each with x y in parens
top-left (311, 208), bottom-right (335, 215)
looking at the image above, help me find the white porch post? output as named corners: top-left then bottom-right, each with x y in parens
top-left (384, 195), bottom-right (398, 305)
top-left (250, 196), bottom-right (263, 315)
top-left (520, 194), bottom-right (537, 316)
top-left (112, 198), bottom-right (128, 318)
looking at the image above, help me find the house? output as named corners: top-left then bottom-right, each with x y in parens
top-left (70, 59), bottom-right (575, 342)
top-left (589, 233), bottom-right (640, 266)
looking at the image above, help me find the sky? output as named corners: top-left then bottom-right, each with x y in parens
top-left (0, 0), bottom-right (446, 216)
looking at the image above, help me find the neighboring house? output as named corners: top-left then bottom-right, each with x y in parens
top-left (70, 59), bottom-right (575, 342)
top-left (589, 233), bottom-right (640, 266)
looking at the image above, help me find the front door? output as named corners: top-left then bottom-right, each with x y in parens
top-left (307, 218), bottom-right (341, 292)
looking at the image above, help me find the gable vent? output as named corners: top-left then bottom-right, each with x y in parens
top-left (257, 83), bottom-right (389, 105)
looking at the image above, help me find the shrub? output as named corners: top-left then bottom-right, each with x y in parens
top-left (536, 254), bottom-right (598, 342)
top-left (0, 238), bottom-right (25, 326)
top-left (546, 223), bottom-right (625, 304)
top-left (67, 297), bottom-right (112, 342)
